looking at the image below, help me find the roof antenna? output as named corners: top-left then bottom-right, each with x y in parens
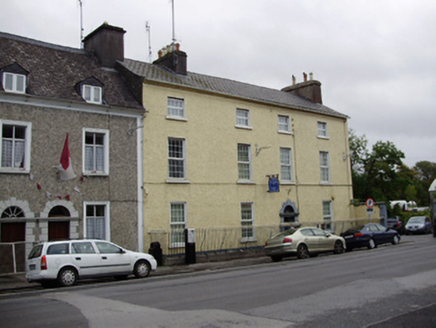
top-left (171, 0), bottom-right (176, 50)
top-left (146, 21), bottom-right (152, 63)
top-left (78, 0), bottom-right (84, 48)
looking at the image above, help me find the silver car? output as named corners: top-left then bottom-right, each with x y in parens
top-left (264, 227), bottom-right (346, 262)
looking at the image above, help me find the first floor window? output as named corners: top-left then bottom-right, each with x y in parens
top-left (0, 120), bottom-right (31, 172)
top-left (84, 202), bottom-right (110, 240)
top-left (83, 129), bottom-right (109, 175)
top-left (167, 97), bottom-right (185, 118)
top-left (168, 138), bottom-right (186, 179)
top-left (238, 144), bottom-right (251, 180)
top-left (319, 151), bottom-right (330, 182)
top-left (170, 202), bottom-right (186, 246)
top-left (322, 201), bottom-right (333, 230)
top-left (241, 202), bottom-right (254, 240)
top-left (280, 147), bottom-right (293, 181)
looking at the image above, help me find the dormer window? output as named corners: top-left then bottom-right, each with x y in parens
top-left (83, 85), bottom-right (102, 104)
top-left (75, 77), bottom-right (104, 105)
top-left (1, 63), bottom-right (29, 94)
top-left (3, 73), bottom-right (26, 93)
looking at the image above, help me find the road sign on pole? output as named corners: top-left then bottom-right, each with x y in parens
top-left (366, 198), bottom-right (375, 209)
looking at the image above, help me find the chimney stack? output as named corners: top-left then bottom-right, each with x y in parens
top-left (153, 43), bottom-right (187, 75)
top-left (83, 22), bottom-right (125, 68)
top-left (282, 72), bottom-right (323, 104)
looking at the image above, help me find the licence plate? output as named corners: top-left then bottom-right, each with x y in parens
top-left (29, 264), bottom-right (36, 270)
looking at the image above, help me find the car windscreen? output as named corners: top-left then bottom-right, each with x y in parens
top-left (409, 217), bottom-right (424, 223)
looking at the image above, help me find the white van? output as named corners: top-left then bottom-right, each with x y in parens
top-left (390, 200), bottom-right (417, 212)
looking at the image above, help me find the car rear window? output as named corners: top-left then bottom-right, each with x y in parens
top-left (47, 243), bottom-right (70, 255)
top-left (28, 244), bottom-right (43, 259)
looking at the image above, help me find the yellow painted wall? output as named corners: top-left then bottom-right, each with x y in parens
top-left (142, 83), bottom-right (354, 250)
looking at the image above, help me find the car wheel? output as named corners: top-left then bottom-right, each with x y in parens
top-left (58, 267), bottom-right (77, 287)
top-left (297, 244), bottom-right (309, 259)
top-left (134, 260), bottom-right (151, 278)
top-left (333, 241), bottom-right (345, 254)
top-left (270, 256), bottom-right (283, 262)
top-left (392, 235), bottom-right (400, 245)
top-left (368, 238), bottom-right (377, 249)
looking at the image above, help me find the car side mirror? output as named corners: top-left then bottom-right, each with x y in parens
top-left (326, 233), bottom-right (331, 238)
top-left (120, 249), bottom-right (126, 254)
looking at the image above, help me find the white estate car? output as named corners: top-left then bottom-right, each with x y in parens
top-left (26, 239), bottom-right (157, 287)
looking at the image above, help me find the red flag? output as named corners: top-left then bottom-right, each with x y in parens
top-left (58, 134), bottom-right (76, 181)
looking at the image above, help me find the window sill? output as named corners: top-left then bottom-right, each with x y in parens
top-left (280, 181), bottom-right (295, 185)
top-left (237, 180), bottom-right (256, 185)
top-left (0, 168), bottom-right (30, 174)
top-left (320, 181), bottom-right (333, 185)
top-left (240, 238), bottom-right (257, 243)
top-left (235, 125), bottom-right (253, 130)
top-left (317, 136), bottom-right (329, 140)
top-left (83, 172), bottom-right (109, 177)
top-left (166, 179), bottom-right (191, 184)
top-left (166, 115), bottom-right (188, 122)
top-left (278, 130), bottom-right (293, 135)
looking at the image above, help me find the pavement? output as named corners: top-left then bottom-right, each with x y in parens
top-left (0, 256), bottom-right (270, 293)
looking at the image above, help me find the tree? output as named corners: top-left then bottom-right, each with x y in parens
top-left (349, 130), bottom-right (406, 202)
top-left (413, 161), bottom-right (436, 205)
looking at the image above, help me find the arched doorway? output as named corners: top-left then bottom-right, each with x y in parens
top-left (1, 206), bottom-right (25, 242)
top-left (48, 206), bottom-right (70, 241)
top-left (279, 200), bottom-right (300, 231)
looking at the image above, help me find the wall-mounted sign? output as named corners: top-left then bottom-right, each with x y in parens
top-left (267, 174), bottom-right (280, 193)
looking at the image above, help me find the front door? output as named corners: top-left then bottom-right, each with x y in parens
top-left (48, 221), bottom-right (70, 241)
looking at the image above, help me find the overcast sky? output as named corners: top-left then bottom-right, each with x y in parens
top-left (1, 0), bottom-right (435, 167)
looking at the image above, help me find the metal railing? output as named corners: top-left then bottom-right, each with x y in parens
top-left (0, 241), bottom-right (29, 275)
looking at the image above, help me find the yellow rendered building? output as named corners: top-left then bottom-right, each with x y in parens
top-left (120, 45), bottom-right (354, 253)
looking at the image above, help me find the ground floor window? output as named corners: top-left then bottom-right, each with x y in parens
top-left (241, 202), bottom-right (254, 241)
top-left (170, 202), bottom-right (186, 247)
top-left (322, 201), bottom-right (333, 230)
top-left (84, 202), bottom-right (110, 240)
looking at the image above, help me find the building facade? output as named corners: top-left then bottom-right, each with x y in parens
top-left (119, 41), bottom-right (354, 253)
top-left (0, 27), bottom-right (145, 269)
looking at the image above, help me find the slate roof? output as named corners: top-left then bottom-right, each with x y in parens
top-left (120, 58), bottom-right (348, 119)
top-left (0, 32), bottom-right (144, 111)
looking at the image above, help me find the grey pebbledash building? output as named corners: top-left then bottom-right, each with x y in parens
top-left (0, 25), bottom-right (146, 271)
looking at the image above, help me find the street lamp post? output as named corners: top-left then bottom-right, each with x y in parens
top-left (428, 179), bottom-right (436, 237)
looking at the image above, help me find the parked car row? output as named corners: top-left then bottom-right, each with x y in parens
top-left (264, 223), bottom-right (402, 262)
top-left (26, 239), bottom-right (157, 288)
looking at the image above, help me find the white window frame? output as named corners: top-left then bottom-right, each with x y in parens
top-left (3, 72), bottom-right (26, 94)
top-left (280, 147), bottom-right (293, 182)
top-left (319, 151), bottom-right (330, 183)
top-left (278, 115), bottom-right (291, 133)
top-left (237, 143), bottom-right (252, 182)
top-left (167, 137), bottom-right (187, 181)
top-left (236, 108), bottom-right (251, 129)
top-left (322, 200), bottom-right (333, 230)
top-left (317, 121), bottom-right (328, 138)
top-left (0, 120), bottom-right (32, 173)
top-left (82, 85), bottom-right (102, 104)
top-left (167, 97), bottom-right (186, 120)
top-left (83, 201), bottom-right (111, 241)
top-left (170, 202), bottom-right (187, 247)
top-left (82, 128), bottom-right (109, 176)
top-left (241, 202), bottom-right (255, 242)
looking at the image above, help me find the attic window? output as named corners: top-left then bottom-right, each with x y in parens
top-left (3, 72), bottom-right (26, 94)
top-left (83, 85), bottom-right (102, 104)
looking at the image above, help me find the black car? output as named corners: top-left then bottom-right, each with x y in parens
top-left (340, 223), bottom-right (400, 251)
top-left (386, 217), bottom-right (405, 235)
